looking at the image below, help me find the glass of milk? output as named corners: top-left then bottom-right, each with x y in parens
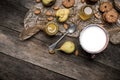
top-left (79, 24), bottom-right (109, 54)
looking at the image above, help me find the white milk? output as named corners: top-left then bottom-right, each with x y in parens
top-left (80, 25), bottom-right (108, 53)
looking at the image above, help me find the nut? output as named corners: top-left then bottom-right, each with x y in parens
top-left (74, 50), bottom-right (79, 56)
top-left (46, 10), bottom-right (52, 16)
top-left (81, 0), bottom-right (85, 3)
top-left (49, 50), bottom-right (55, 54)
top-left (53, 6), bottom-right (59, 10)
top-left (34, 9), bottom-right (41, 15)
top-left (64, 23), bottom-right (68, 30)
top-left (47, 17), bottom-right (54, 21)
top-left (35, 0), bottom-right (41, 3)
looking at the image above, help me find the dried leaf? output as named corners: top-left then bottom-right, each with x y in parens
top-left (19, 25), bottom-right (43, 40)
top-left (110, 31), bottom-right (120, 44)
top-left (108, 27), bottom-right (120, 34)
top-left (114, 0), bottom-right (120, 12)
top-left (24, 4), bottom-right (45, 29)
top-left (23, 0), bottom-right (106, 39)
top-left (108, 26), bottom-right (120, 44)
top-left (21, 4), bottom-right (47, 40)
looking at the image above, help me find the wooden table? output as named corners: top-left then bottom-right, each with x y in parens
top-left (0, 0), bottom-right (120, 80)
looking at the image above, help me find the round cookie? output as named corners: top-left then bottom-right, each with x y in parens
top-left (104, 9), bottom-right (119, 23)
top-left (62, 0), bottom-right (75, 8)
top-left (99, 2), bottom-right (113, 12)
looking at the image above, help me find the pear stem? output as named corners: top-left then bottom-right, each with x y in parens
top-left (55, 48), bottom-right (61, 51)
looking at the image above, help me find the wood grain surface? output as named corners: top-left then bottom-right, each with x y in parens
top-left (0, 52), bottom-right (74, 80)
top-left (0, 0), bottom-right (120, 80)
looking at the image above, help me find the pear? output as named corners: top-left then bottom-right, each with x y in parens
top-left (42, 0), bottom-right (56, 7)
top-left (56, 9), bottom-right (70, 22)
top-left (58, 41), bottom-right (75, 54)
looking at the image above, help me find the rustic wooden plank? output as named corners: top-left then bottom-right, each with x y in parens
top-left (0, 0), bottom-right (58, 44)
top-left (0, 52), bottom-right (74, 80)
top-left (0, 25), bottom-right (120, 80)
top-left (76, 40), bottom-right (120, 70)
top-left (0, 0), bottom-right (28, 13)
top-left (0, 0), bottom-right (120, 71)
top-left (5, 0), bottom-right (35, 9)
top-left (95, 44), bottom-right (120, 70)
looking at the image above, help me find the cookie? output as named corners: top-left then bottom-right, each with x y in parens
top-left (99, 2), bottom-right (113, 12)
top-left (62, 0), bottom-right (75, 8)
top-left (104, 9), bottom-right (119, 23)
